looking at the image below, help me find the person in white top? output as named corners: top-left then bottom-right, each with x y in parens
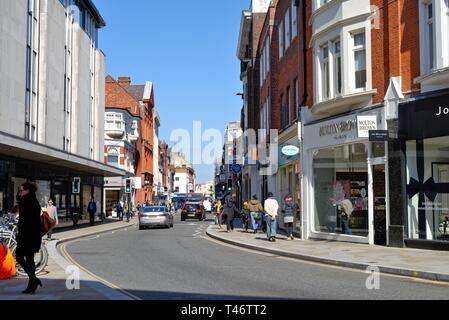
top-left (264, 192), bottom-right (279, 242)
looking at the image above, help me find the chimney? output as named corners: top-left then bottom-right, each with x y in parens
top-left (118, 76), bottom-right (131, 87)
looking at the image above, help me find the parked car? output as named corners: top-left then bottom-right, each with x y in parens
top-left (139, 206), bottom-right (174, 230)
top-left (181, 202), bottom-right (205, 221)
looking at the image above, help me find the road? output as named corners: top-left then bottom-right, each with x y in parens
top-left (65, 213), bottom-right (449, 300)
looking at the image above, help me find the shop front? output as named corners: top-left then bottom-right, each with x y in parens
top-left (399, 90), bottom-right (449, 249)
top-left (278, 123), bottom-right (301, 233)
top-left (302, 107), bottom-right (388, 245)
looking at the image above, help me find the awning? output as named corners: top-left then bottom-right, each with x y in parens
top-left (0, 131), bottom-right (126, 177)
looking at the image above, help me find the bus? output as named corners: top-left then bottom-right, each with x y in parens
top-left (173, 193), bottom-right (187, 210)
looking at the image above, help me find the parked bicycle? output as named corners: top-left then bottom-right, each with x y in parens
top-left (0, 215), bottom-right (48, 277)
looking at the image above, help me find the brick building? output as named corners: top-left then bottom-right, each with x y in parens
top-left (105, 76), bottom-right (155, 207)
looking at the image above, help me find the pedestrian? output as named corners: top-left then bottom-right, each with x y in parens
top-left (16, 182), bottom-right (43, 294)
top-left (248, 195), bottom-right (264, 234)
top-left (46, 199), bottom-right (59, 241)
top-left (214, 200), bottom-right (223, 229)
top-left (282, 195), bottom-right (296, 241)
top-left (116, 201), bottom-right (123, 221)
top-left (340, 199), bottom-right (353, 235)
top-left (241, 201), bottom-right (250, 232)
top-left (87, 198), bottom-right (97, 226)
top-left (264, 192), bottom-right (279, 242)
top-left (222, 196), bottom-right (239, 233)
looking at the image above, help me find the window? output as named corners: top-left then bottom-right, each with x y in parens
top-left (294, 78), bottom-right (299, 119)
top-left (353, 32), bottom-right (367, 89)
top-left (285, 8), bottom-right (291, 50)
top-left (175, 177), bottom-right (180, 181)
top-left (292, 1), bottom-right (298, 39)
top-left (105, 113), bottom-right (124, 131)
top-left (321, 45), bottom-right (330, 99)
top-left (333, 40), bottom-right (342, 95)
top-left (279, 20), bottom-right (284, 59)
top-left (107, 148), bottom-right (119, 167)
top-left (426, 2), bottom-right (434, 70)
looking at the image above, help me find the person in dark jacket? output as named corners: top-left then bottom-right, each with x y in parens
top-left (222, 197), bottom-right (239, 233)
top-left (16, 182), bottom-right (43, 294)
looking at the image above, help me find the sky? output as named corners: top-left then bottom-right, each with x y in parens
top-left (94, 0), bottom-right (248, 183)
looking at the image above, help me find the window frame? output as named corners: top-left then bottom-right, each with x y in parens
top-left (352, 31), bottom-right (367, 90)
top-left (320, 45), bottom-right (330, 100)
top-left (279, 20), bottom-right (284, 60)
top-left (285, 8), bottom-right (291, 50)
top-left (292, 1), bottom-right (298, 40)
top-left (333, 39), bottom-right (342, 96)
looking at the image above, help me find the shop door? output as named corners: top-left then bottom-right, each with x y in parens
top-left (373, 164), bottom-right (387, 245)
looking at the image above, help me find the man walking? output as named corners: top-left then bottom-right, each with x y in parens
top-left (87, 198), bottom-right (97, 226)
top-left (264, 192), bottom-right (279, 242)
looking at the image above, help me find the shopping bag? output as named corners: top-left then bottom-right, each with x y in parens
top-left (0, 244), bottom-right (16, 280)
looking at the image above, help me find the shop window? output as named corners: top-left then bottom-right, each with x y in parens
top-left (406, 137), bottom-right (449, 241)
top-left (313, 143), bottom-right (369, 236)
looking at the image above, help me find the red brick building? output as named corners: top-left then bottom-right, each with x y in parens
top-left (105, 76), bottom-right (155, 205)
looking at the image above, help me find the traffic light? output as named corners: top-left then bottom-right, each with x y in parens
top-left (72, 177), bottom-right (80, 194)
top-left (227, 179), bottom-right (232, 192)
top-left (125, 178), bottom-right (132, 194)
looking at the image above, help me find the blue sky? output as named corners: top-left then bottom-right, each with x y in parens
top-left (94, 0), bottom-right (248, 183)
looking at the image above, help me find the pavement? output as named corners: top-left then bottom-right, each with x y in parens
top-left (0, 219), bottom-right (138, 300)
top-left (206, 224), bottom-right (449, 283)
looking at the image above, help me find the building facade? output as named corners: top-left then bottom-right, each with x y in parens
top-left (0, 0), bottom-right (124, 225)
top-left (172, 152), bottom-right (195, 194)
top-left (105, 75), bottom-right (155, 206)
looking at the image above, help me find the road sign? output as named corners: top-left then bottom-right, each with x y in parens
top-left (231, 164), bottom-right (242, 174)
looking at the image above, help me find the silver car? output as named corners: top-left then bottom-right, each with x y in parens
top-left (139, 206), bottom-right (174, 230)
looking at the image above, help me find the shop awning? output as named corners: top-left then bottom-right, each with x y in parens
top-left (0, 131), bottom-right (126, 177)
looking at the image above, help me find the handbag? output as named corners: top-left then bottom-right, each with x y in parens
top-left (284, 216), bottom-right (294, 224)
top-left (41, 212), bottom-right (56, 237)
top-left (253, 212), bottom-right (261, 221)
top-left (0, 244), bottom-right (16, 279)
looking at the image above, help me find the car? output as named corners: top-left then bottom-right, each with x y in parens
top-left (181, 202), bottom-right (205, 221)
top-left (139, 206), bottom-right (174, 230)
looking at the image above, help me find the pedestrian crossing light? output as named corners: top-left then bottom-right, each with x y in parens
top-left (125, 178), bottom-right (132, 194)
top-left (72, 177), bottom-right (80, 194)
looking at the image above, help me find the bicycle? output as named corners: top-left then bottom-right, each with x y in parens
top-left (0, 217), bottom-right (48, 277)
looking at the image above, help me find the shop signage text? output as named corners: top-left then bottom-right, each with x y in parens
top-left (369, 130), bottom-right (389, 142)
top-left (357, 116), bottom-right (378, 138)
top-left (436, 106), bottom-right (449, 116)
top-left (319, 119), bottom-right (357, 137)
top-left (281, 145), bottom-right (300, 156)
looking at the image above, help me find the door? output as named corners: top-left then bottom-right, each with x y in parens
top-left (373, 164), bottom-right (387, 245)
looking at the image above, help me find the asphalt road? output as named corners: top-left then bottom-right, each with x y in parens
top-left (65, 213), bottom-right (449, 300)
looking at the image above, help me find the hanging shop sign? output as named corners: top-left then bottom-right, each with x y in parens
top-left (369, 130), bottom-right (389, 142)
top-left (281, 145), bottom-right (300, 156)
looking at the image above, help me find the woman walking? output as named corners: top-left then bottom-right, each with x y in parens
top-left (248, 195), bottom-right (264, 234)
top-left (46, 199), bottom-right (59, 241)
top-left (282, 195), bottom-right (297, 240)
top-left (214, 200), bottom-right (223, 229)
top-left (16, 182), bottom-right (43, 294)
top-left (222, 197), bottom-right (239, 233)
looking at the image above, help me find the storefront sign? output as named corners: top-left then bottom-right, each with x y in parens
top-left (399, 92), bottom-right (449, 140)
top-left (281, 145), bottom-right (300, 156)
top-left (357, 116), bottom-right (377, 138)
top-left (319, 119), bottom-right (357, 137)
top-left (369, 130), bottom-right (389, 142)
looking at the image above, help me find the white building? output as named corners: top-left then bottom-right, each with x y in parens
top-left (0, 0), bottom-right (124, 223)
top-left (172, 152), bottom-right (195, 194)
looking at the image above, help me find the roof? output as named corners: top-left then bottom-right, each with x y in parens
top-left (80, 0), bottom-right (106, 28)
top-left (125, 85), bottom-right (145, 101)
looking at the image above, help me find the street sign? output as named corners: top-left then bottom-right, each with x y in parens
top-left (369, 130), bottom-right (389, 142)
top-left (231, 164), bottom-right (242, 174)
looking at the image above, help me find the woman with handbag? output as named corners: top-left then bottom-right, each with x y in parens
top-left (282, 195), bottom-right (297, 241)
top-left (16, 182), bottom-right (43, 294)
